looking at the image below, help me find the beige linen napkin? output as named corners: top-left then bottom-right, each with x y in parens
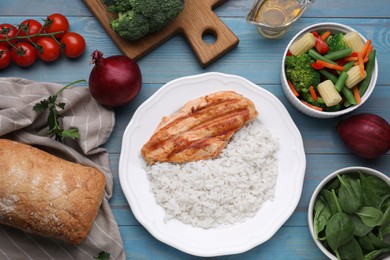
top-left (0, 77), bottom-right (125, 260)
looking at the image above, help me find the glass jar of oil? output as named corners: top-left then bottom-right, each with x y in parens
top-left (247, 0), bottom-right (313, 39)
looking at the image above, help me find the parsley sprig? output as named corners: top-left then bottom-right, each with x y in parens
top-left (95, 251), bottom-right (110, 260)
top-left (33, 79), bottom-right (86, 142)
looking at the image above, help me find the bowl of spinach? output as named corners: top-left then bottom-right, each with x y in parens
top-left (308, 166), bottom-right (390, 259)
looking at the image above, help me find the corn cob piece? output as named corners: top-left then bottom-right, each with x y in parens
top-left (317, 80), bottom-right (342, 107)
top-left (289, 32), bottom-right (316, 56)
top-left (345, 65), bottom-right (366, 89)
top-left (343, 31), bottom-right (364, 52)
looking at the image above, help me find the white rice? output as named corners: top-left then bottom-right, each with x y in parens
top-left (145, 120), bottom-right (279, 228)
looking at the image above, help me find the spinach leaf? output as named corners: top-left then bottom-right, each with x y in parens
top-left (326, 177), bottom-right (340, 191)
top-left (313, 195), bottom-right (331, 239)
top-left (338, 174), bottom-right (363, 213)
top-left (363, 248), bottom-right (390, 260)
top-left (337, 237), bottom-right (363, 260)
top-left (379, 206), bottom-right (390, 239)
top-left (356, 235), bottom-right (375, 253)
top-left (360, 172), bottom-right (390, 208)
top-left (351, 214), bottom-right (373, 237)
top-left (325, 212), bottom-right (355, 251)
top-left (367, 232), bottom-right (390, 249)
top-left (320, 189), bottom-right (338, 215)
top-left (379, 194), bottom-right (390, 212)
top-left (356, 207), bottom-right (384, 228)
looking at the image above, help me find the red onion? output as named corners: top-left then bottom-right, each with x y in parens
top-left (336, 113), bottom-right (390, 159)
top-left (88, 50), bottom-right (142, 107)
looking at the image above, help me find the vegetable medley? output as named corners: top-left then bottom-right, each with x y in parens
top-left (285, 29), bottom-right (376, 112)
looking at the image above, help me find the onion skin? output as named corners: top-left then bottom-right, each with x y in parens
top-left (336, 113), bottom-right (390, 159)
top-left (88, 50), bottom-right (142, 107)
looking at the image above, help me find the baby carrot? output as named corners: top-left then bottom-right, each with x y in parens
top-left (321, 30), bottom-right (331, 41)
top-left (301, 100), bottom-right (323, 111)
top-left (288, 80), bottom-right (299, 97)
top-left (309, 85), bottom-right (318, 101)
top-left (353, 85), bottom-right (361, 104)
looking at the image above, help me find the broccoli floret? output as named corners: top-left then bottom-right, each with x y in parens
top-left (110, 10), bottom-right (149, 41)
top-left (302, 93), bottom-right (341, 111)
top-left (131, 0), bottom-right (185, 32)
top-left (285, 54), bottom-right (321, 94)
top-left (326, 32), bottom-right (346, 53)
top-left (302, 93), bottom-right (324, 107)
top-left (104, 0), bottom-right (132, 13)
top-left (106, 0), bottom-right (185, 41)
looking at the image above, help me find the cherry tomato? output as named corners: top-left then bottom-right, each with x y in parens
top-left (36, 37), bottom-right (61, 62)
top-left (0, 45), bottom-right (12, 69)
top-left (18, 19), bottom-right (43, 42)
top-left (11, 42), bottom-right (37, 67)
top-left (60, 32), bottom-right (86, 58)
top-left (0, 24), bottom-right (18, 47)
top-left (44, 13), bottom-right (69, 39)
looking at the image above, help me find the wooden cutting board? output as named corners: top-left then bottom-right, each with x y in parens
top-left (83, 0), bottom-right (239, 67)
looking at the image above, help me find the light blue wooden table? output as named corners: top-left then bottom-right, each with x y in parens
top-left (1, 1), bottom-right (389, 259)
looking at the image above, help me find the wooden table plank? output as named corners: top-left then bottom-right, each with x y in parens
top-left (1, 17), bottom-right (389, 86)
top-left (1, 0), bottom-right (390, 18)
top-left (1, 0), bottom-right (390, 259)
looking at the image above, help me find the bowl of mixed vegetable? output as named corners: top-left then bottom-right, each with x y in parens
top-left (281, 22), bottom-right (378, 118)
top-left (308, 166), bottom-right (390, 260)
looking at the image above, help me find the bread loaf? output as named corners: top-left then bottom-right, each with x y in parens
top-left (0, 139), bottom-right (106, 244)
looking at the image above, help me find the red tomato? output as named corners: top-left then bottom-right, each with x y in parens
top-left (18, 19), bottom-right (43, 42)
top-left (60, 32), bottom-right (86, 58)
top-left (0, 24), bottom-right (18, 47)
top-left (0, 45), bottom-right (12, 69)
top-left (44, 13), bottom-right (69, 39)
top-left (36, 37), bottom-right (61, 62)
top-left (11, 42), bottom-right (37, 67)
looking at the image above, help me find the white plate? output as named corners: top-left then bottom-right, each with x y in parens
top-left (119, 72), bottom-right (306, 257)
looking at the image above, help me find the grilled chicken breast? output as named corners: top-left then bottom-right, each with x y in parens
top-left (141, 91), bottom-right (258, 164)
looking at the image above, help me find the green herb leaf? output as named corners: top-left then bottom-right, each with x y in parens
top-left (57, 102), bottom-right (66, 110)
top-left (33, 79), bottom-right (85, 142)
top-left (33, 99), bottom-right (50, 112)
top-left (95, 251), bottom-right (110, 260)
top-left (61, 128), bottom-right (80, 140)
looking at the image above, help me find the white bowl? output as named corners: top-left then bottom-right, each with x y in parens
top-left (308, 166), bottom-right (390, 259)
top-left (281, 22), bottom-right (378, 118)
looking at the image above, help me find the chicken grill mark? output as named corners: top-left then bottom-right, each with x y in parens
top-left (141, 91), bottom-right (258, 164)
